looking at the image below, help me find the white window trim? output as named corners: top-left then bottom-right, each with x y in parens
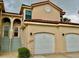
top-left (23, 9), bottom-right (32, 20)
top-left (23, 9), bottom-right (26, 21)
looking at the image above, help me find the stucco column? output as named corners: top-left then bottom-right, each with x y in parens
top-left (55, 27), bottom-right (65, 53)
top-left (0, 7), bottom-right (2, 50)
top-left (9, 20), bottom-right (13, 39)
top-left (9, 20), bottom-right (13, 51)
top-left (0, 10), bottom-right (1, 37)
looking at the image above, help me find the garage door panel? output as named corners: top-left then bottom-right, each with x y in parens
top-left (34, 33), bottom-right (55, 54)
top-left (65, 34), bottom-right (79, 52)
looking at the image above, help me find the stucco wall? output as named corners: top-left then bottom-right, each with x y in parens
top-left (32, 4), bottom-right (60, 21)
top-left (0, 7), bottom-right (2, 49)
top-left (23, 22), bottom-right (79, 58)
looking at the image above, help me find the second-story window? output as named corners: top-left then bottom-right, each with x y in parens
top-left (25, 10), bottom-right (32, 19)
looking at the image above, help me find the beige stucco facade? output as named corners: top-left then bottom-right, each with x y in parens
top-left (32, 4), bottom-right (60, 21)
top-left (0, 0), bottom-right (79, 58)
top-left (22, 22), bottom-right (79, 58)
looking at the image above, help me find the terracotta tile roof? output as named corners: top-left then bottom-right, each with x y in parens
top-left (24, 19), bottom-right (59, 24)
top-left (22, 1), bottom-right (63, 12)
top-left (22, 1), bottom-right (65, 15)
top-left (32, 1), bottom-right (63, 12)
top-left (0, 0), bottom-right (62, 12)
top-left (24, 19), bottom-right (79, 25)
top-left (1, 0), bottom-right (65, 15)
top-left (60, 22), bottom-right (79, 25)
top-left (0, 0), bottom-right (63, 12)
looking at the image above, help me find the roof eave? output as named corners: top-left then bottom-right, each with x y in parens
top-left (32, 1), bottom-right (63, 12)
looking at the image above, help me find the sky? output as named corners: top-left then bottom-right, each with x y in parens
top-left (3, 0), bottom-right (79, 23)
top-left (3, 0), bottom-right (22, 13)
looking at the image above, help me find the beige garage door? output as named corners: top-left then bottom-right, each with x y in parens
top-left (34, 33), bottom-right (55, 54)
top-left (65, 34), bottom-right (79, 52)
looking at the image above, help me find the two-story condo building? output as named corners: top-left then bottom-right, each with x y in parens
top-left (0, 0), bottom-right (79, 58)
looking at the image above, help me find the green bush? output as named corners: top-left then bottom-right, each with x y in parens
top-left (18, 47), bottom-right (31, 58)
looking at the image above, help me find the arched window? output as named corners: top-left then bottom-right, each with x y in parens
top-left (14, 27), bottom-right (18, 37)
top-left (34, 33), bottom-right (55, 54)
top-left (1, 17), bottom-right (11, 51)
top-left (12, 19), bottom-right (21, 51)
top-left (65, 34), bottom-right (79, 52)
top-left (2, 18), bottom-right (10, 37)
top-left (13, 19), bottom-right (21, 38)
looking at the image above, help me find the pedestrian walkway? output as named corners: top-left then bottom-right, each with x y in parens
top-left (0, 52), bottom-right (17, 58)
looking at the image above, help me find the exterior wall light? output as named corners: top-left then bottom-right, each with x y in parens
top-left (30, 32), bottom-right (32, 36)
top-left (62, 33), bottom-right (64, 36)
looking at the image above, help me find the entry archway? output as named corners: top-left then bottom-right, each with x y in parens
top-left (1, 17), bottom-right (11, 51)
top-left (11, 19), bottom-right (21, 51)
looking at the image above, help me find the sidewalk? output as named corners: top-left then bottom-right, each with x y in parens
top-left (0, 52), bottom-right (17, 58)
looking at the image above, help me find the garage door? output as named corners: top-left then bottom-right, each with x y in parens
top-left (34, 33), bottom-right (55, 54)
top-left (65, 34), bottom-right (79, 52)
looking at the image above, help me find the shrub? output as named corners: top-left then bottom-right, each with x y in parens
top-left (18, 47), bottom-right (31, 58)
